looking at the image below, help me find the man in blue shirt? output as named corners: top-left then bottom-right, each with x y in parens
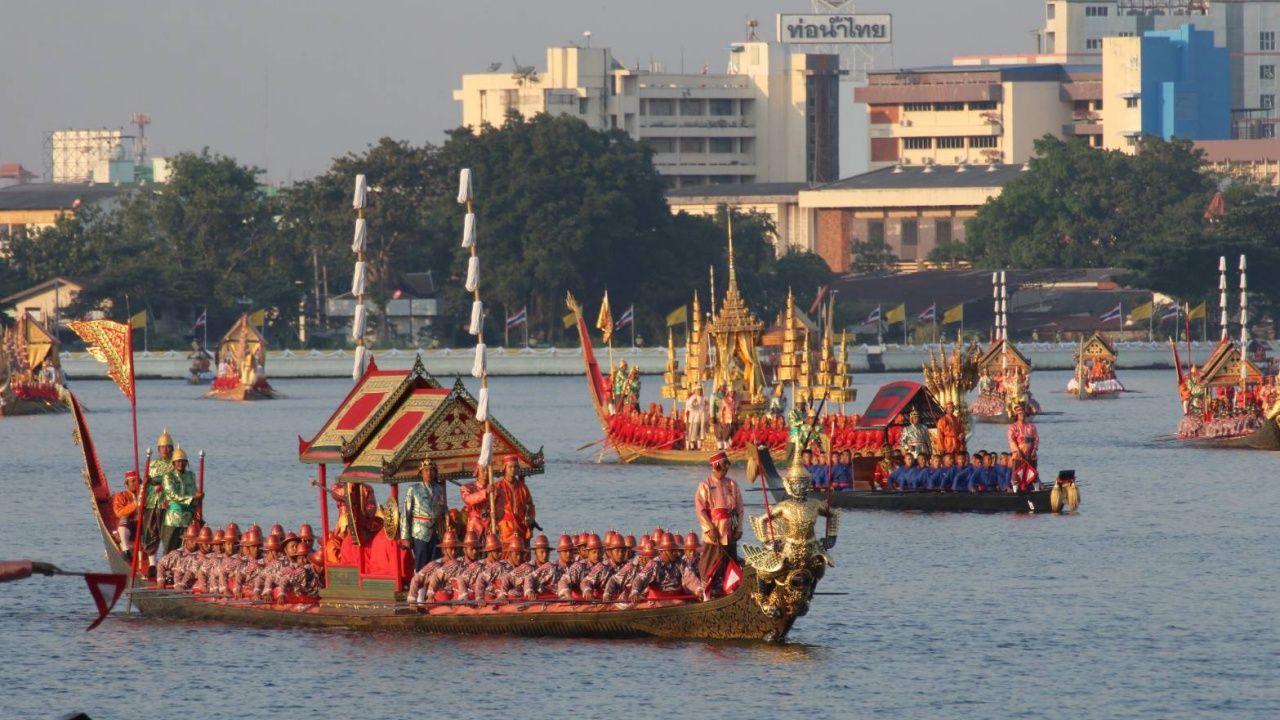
top-left (936, 453), bottom-right (955, 492)
top-left (996, 452), bottom-right (1014, 492)
top-left (948, 451), bottom-right (973, 492)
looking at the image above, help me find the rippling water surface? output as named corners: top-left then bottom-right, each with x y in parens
top-left (1, 370), bottom-right (1277, 719)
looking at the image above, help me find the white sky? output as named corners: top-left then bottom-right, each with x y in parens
top-left (1, 0), bottom-right (1044, 183)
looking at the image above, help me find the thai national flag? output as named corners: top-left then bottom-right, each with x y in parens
top-left (505, 307), bottom-right (527, 329)
top-left (614, 305), bottom-right (634, 330)
top-left (192, 310), bottom-right (206, 329)
top-left (865, 307), bottom-right (881, 325)
top-left (1100, 303), bottom-right (1123, 323)
top-left (1160, 305), bottom-right (1180, 322)
top-left (917, 303), bottom-right (936, 322)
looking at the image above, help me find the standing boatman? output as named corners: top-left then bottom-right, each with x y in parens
top-left (400, 457), bottom-right (447, 572)
top-left (495, 455), bottom-right (535, 545)
top-left (144, 429), bottom-right (176, 563)
top-left (695, 451), bottom-right (744, 561)
top-left (160, 447), bottom-right (201, 557)
top-left (1008, 404), bottom-right (1040, 467)
top-left (899, 409), bottom-right (932, 456)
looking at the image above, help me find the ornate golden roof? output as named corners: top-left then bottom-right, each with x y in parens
top-left (709, 219), bottom-right (764, 337)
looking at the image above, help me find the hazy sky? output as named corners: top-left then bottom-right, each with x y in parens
top-left (2, 1), bottom-right (1043, 184)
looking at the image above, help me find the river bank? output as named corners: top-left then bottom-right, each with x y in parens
top-left (59, 341), bottom-right (1216, 379)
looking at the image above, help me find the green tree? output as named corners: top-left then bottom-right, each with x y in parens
top-left (849, 237), bottom-right (898, 273)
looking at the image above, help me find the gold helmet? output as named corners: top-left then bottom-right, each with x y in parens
top-left (172, 446), bottom-right (189, 463)
top-left (157, 428), bottom-right (174, 447)
top-left (419, 456), bottom-right (436, 470)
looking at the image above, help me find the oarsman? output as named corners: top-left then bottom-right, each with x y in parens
top-left (407, 535), bottom-right (459, 605)
top-left (192, 529), bottom-right (226, 593)
top-left (460, 465), bottom-right (505, 538)
top-left (175, 525), bottom-right (213, 591)
top-left (684, 386), bottom-right (708, 451)
top-left (400, 457), bottom-right (447, 572)
top-left (426, 534), bottom-right (474, 602)
top-left (281, 541), bottom-right (321, 599)
top-left (623, 534), bottom-right (637, 562)
top-left (996, 452), bottom-right (1014, 492)
top-left (496, 456), bottom-right (536, 545)
top-left (602, 536), bottom-right (651, 602)
top-left (452, 532), bottom-right (492, 601)
top-left (157, 523), bottom-right (199, 586)
top-left (308, 551), bottom-right (326, 591)
top-left (160, 447), bottom-right (200, 557)
top-left (631, 533), bottom-right (704, 601)
top-left (524, 534), bottom-right (572, 599)
top-left (899, 410), bottom-right (932, 456)
top-left (234, 528), bottom-right (265, 598)
top-left (298, 523), bottom-right (315, 555)
top-left (580, 532), bottom-right (624, 601)
top-left (556, 533), bottom-right (598, 600)
top-left (946, 452), bottom-right (973, 492)
top-left (253, 535), bottom-right (289, 600)
top-left (1007, 405), bottom-right (1039, 466)
top-left (695, 451), bottom-right (744, 562)
top-left (872, 450), bottom-right (894, 491)
top-left (499, 534), bottom-right (545, 600)
top-left (681, 532), bottom-right (701, 569)
top-left (111, 470), bottom-right (142, 552)
top-left (469, 533), bottom-right (510, 601)
top-left (210, 524), bottom-right (242, 596)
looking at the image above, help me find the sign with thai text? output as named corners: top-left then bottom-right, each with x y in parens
top-left (776, 14), bottom-right (892, 44)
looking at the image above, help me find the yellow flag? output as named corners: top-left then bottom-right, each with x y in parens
top-left (249, 309), bottom-right (266, 326)
top-left (1187, 302), bottom-right (1206, 320)
top-left (596, 292), bottom-right (613, 344)
top-left (942, 303), bottom-right (964, 325)
top-left (884, 303), bottom-right (906, 324)
top-left (128, 310), bottom-right (147, 329)
top-left (666, 305), bottom-right (687, 327)
top-left (1127, 302), bottom-right (1153, 322)
top-left (562, 311), bottom-right (576, 329)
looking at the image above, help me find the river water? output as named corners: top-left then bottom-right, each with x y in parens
top-left (1, 369), bottom-right (1276, 719)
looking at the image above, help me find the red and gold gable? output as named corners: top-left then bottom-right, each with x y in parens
top-left (298, 358), bottom-right (440, 464)
top-left (1199, 341), bottom-right (1264, 387)
top-left (978, 339), bottom-right (1031, 373)
top-left (1080, 332), bottom-right (1117, 361)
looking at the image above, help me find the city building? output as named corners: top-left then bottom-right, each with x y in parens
top-left (1102, 25), bottom-right (1230, 149)
top-left (453, 43), bottom-right (841, 186)
top-left (1194, 137), bottom-right (1280, 183)
top-left (0, 164), bottom-right (38, 189)
top-left (1038, 0), bottom-right (1280, 138)
top-left (856, 64), bottom-right (1102, 169)
top-left (0, 183), bottom-right (121, 248)
top-left (665, 182), bottom-right (810, 253)
top-left (799, 164), bottom-right (1027, 272)
top-left (0, 277), bottom-right (84, 325)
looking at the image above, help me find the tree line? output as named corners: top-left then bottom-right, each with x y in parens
top-left (0, 114), bottom-right (833, 348)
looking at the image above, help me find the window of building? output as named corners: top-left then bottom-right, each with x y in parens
top-left (1125, 96), bottom-right (1139, 108)
top-left (867, 220), bottom-right (885, 246)
top-left (579, 98), bottom-right (589, 115)
top-left (646, 138), bottom-right (675, 153)
top-left (1263, 94), bottom-right (1276, 110)
top-left (1047, 3), bottom-right (1055, 21)
top-left (935, 102), bottom-right (965, 112)
top-left (903, 137), bottom-right (933, 150)
top-left (1263, 65), bottom-right (1276, 80)
top-left (968, 136), bottom-right (997, 148)
top-left (1085, 6), bottom-right (1109, 17)
top-left (938, 137), bottom-right (965, 149)
top-left (904, 102), bottom-right (932, 112)
top-left (1085, 38), bottom-right (1102, 50)
top-left (900, 219), bottom-right (919, 260)
top-left (680, 138), bottom-right (706, 153)
top-left (1119, 32), bottom-right (1135, 37)
top-left (936, 219), bottom-right (953, 246)
top-left (709, 99), bottom-right (735, 116)
top-left (968, 101), bottom-right (997, 111)
top-left (709, 175), bottom-right (737, 185)
top-left (679, 99), bottom-right (706, 116)
top-left (1263, 31), bottom-right (1276, 52)
top-left (649, 99), bottom-right (675, 116)
top-left (1125, 136), bottom-right (1137, 147)
top-left (709, 138), bottom-right (735, 153)
top-left (1262, 124), bottom-right (1277, 138)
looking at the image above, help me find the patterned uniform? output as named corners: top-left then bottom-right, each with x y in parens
top-left (211, 554), bottom-right (244, 595)
top-left (601, 558), bottom-right (648, 602)
top-left (424, 558), bottom-right (468, 598)
top-left (498, 560), bottom-right (539, 600)
top-left (253, 557), bottom-right (290, 598)
top-left (400, 481), bottom-right (447, 571)
top-left (555, 560), bottom-right (592, 600)
top-left (192, 551), bottom-right (224, 591)
top-left (451, 559), bottom-right (488, 601)
top-left (632, 559), bottom-right (704, 599)
top-left (523, 561), bottom-right (567, 599)
top-left (579, 560), bottom-right (617, 600)
top-left (235, 557), bottom-right (265, 597)
top-left (695, 474), bottom-right (744, 547)
top-left (471, 559), bottom-right (514, 601)
top-left (157, 548), bottom-right (192, 586)
top-left (172, 550), bottom-right (209, 590)
top-left (407, 556), bottom-right (450, 603)
top-left (282, 564), bottom-right (320, 598)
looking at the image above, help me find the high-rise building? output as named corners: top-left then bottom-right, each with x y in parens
top-left (453, 43), bottom-right (840, 187)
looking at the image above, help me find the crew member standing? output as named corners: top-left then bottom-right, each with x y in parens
top-left (400, 458), bottom-right (447, 572)
top-left (160, 447), bottom-right (200, 557)
top-left (695, 451), bottom-right (744, 561)
top-left (144, 430), bottom-right (176, 563)
top-left (1008, 405), bottom-right (1040, 467)
top-left (683, 386), bottom-right (708, 451)
top-left (496, 456), bottom-right (535, 544)
top-left (936, 402), bottom-right (964, 454)
top-left (461, 464), bottom-right (505, 537)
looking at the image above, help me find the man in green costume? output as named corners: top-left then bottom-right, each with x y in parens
top-left (159, 446), bottom-right (201, 556)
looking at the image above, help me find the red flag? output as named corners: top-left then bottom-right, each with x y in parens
top-left (66, 320), bottom-right (135, 401)
top-left (722, 558), bottom-right (743, 595)
top-left (808, 286), bottom-right (829, 315)
top-left (83, 573), bottom-right (126, 631)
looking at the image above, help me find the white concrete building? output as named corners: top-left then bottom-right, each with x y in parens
top-left (453, 43), bottom-right (841, 187)
top-left (1038, 0), bottom-right (1280, 137)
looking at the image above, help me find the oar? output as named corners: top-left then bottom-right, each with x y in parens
top-left (576, 437), bottom-right (605, 451)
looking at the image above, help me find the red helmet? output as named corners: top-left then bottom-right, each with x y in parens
top-left (183, 524), bottom-right (201, 540)
top-left (264, 535), bottom-right (281, 552)
top-left (556, 534), bottom-right (574, 552)
top-left (308, 550), bottom-right (323, 566)
top-left (658, 533), bottom-right (678, 552)
top-left (624, 534), bottom-right (637, 549)
top-left (574, 532), bottom-right (588, 548)
top-left (637, 538), bottom-right (657, 557)
top-left (197, 526), bottom-right (214, 544)
top-left (438, 534), bottom-right (457, 549)
top-left (247, 524), bottom-right (262, 537)
top-left (224, 522), bottom-right (241, 540)
top-left (505, 536), bottom-right (526, 552)
top-left (213, 529), bottom-right (226, 544)
top-left (532, 534), bottom-right (551, 551)
top-left (585, 533), bottom-right (603, 551)
top-left (483, 533), bottom-right (502, 553)
top-left (605, 533), bottom-right (626, 550)
top-left (242, 530), bottom-right (262, 547)
top-left (269, 523), bottom-right (284, 537)
top-left (462, 531), bottom-right (480, 549)
top-left (298, 523), bottom-right (315, 541)
top-left (284, 531), bottom-right (299, 543)
top-left (683, 532), bottom-right (700, 550)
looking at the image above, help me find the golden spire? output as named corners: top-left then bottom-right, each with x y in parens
top-left (727, 213), bottom-right (738, 293)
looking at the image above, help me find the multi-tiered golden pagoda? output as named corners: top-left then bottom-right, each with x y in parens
top-left (706, 219), bottom-right (766, 406)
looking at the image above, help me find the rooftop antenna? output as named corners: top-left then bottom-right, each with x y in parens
top-left (583, 30), bottom-right (592, 48)
top-left (746, 18), bottom-right (759, 41)
top-left (130, 112), bottom-right (151, 164)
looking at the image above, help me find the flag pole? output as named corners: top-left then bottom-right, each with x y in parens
top-left (631, 305), bottom-right (636, 349)
top-left (1148, 293), bottom-right (1154, 342)
top-left (202, 306), bottom-right (208, 351)
top-left (128, 325), bottom-right (140, 479)
top-left (524, 306), bottom-right (529, 349)
top-left (504, 307), bottom-right (510, 349)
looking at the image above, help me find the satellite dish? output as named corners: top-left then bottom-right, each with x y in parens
top-left (487, 61), bottom-right (502, 72)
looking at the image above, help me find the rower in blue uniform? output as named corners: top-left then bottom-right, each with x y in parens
top-left (996, 452), bottom-right (1014, 492)
top-left (949, 452), bottom-right (973, 492)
